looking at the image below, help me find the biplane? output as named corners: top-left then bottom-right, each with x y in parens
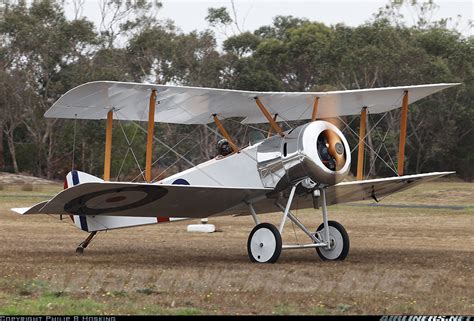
top-left (12, 81), bottom-right (459, 263)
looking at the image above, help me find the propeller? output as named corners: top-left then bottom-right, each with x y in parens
top-left (322, 130), bottom-right (346, 171)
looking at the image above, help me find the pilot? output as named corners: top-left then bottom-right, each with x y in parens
top-left (216, 139), bottom-right (233, 157)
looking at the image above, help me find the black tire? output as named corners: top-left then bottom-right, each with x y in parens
top-left (315, 220), bottom-right (349, 261)
top-left (247, 223), bottom-right (282, 263)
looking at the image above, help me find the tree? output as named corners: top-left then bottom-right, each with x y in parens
top-left (0, 0), bottom-right (472, 181)
top-left (0, 0), bottom-right (97, 177)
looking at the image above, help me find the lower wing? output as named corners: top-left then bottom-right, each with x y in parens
top-left (12, 172), bottom-right (453, 218)
top-left (14, 182), bottom-right (270, 218)
top-left (322, 171), bottom-right (454, 206)
top-left (244, 171), bottom-right (455, 214)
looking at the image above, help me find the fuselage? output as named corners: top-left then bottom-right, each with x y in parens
top-left (159, 120), bottom-right (351, 191)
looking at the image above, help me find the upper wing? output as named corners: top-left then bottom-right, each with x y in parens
top-left (44, 81), bottom-right (459, 124)
top-left (18, 182), bottom-right (270, 218)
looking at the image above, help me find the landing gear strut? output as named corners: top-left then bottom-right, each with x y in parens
top-left (76, 231), bottom-right (97, 254)
top-left (246, 182), bottom-right (350, 263)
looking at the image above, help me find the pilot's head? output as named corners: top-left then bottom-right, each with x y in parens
top-left (217, 139), bottom-right (233, 157)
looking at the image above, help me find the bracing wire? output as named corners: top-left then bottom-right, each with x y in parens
top-left (126, 121), bottom-right (215, 183)
top-left (366, 119), bottom-right (391, 177)
top-left (114, 107), bottom-right (148, 181)
top-left (348, 112), bottom-right (389, 154)
top-left (273, 112), bottom-right (294, 131)
top-left (226, 118), bottom-right (268, 135)
top-left (338, 91), bottom-right (406, 177)
top-left (338, 115), bottom-right (357, 135)
top-left (129, 132), bottom-right (196, 183)
top-left (132, 122), bottom-right (224, 186)
top-left (115, 116), bottom-right (146, 181)
top-left (366, 112), bottom-right (397, 177)
top-left (337, 114), bottom-right (398, 176)
top-left (151, 129), bottom-right (215, 182)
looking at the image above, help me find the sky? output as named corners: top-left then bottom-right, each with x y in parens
top-left (64, 0), bottom-right (473, 45)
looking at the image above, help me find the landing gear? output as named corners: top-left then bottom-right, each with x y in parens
top-left (315, 221), bottom-right (349, 261)
top-left (247, 223), bottom-right (282, 263)
top-left (246, 182), bottom-right (350, 263)
top-left (75, 231), bottom-right (97, 254)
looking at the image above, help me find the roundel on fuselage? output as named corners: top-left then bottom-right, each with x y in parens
top-left (172, 178), bottom-right (190, 185)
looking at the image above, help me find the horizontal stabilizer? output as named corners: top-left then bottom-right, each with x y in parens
top-left (11, 201), bottom-right (49, 215)
top-left (11, 207), bottom-right (29, 214)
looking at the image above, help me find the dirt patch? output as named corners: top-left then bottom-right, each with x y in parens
top-left (0, 172), bottom-right (58, 185)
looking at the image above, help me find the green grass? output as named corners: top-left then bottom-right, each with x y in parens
top-left (0, 278), bottom-right (211, 315)
top-left (386, 303), bottom-right (417, 314)
top-left (0, 293), bottom-right (104, 315)
top-left (136, 288), bottom-right (160, 295)
top-left (0, 291), bottom-right (212, 315)
top-left (16, 280), bottom-right (50, 297)
top-left (336, 303), bottom-right (352, 313)
top-left (174, 307), bottom-right (205, 315)
top-left (309, 306), bottom-right (329, 315)
top-left (272, 304), bottom-right (298, 315)
top-left (0, 184), bottom-right (61, 193)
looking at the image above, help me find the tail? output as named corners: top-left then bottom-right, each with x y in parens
top-left (64, 170), bottom-right (184, 232)
top-left (64, 170), bottom-right (103, 188)
top-left (64, 170), bottom-right (102, 232)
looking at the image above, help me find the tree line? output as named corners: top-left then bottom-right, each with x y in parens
top-left (0, 0), bottom-right (472, 181)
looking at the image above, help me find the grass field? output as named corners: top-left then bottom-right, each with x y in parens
top-left (0, 181), bottom-right (473, 315)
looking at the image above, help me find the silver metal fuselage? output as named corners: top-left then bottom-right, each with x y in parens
top-left (161, 121), bottom-right (351, 192)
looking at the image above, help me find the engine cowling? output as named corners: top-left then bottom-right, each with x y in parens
top-left (256, 120), bottom-right (351, 190)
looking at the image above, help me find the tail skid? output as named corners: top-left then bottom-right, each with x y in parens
top-left (65, 171), bottom-right (189, 254)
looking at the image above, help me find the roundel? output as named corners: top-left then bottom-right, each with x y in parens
top-left (172, 178), bottom-right (190, 185)
top-left (63, 185), bottom-right (168, 215)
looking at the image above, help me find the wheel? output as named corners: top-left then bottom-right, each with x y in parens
top-left (315, 220), bottom-right (349, 261)
top-left (75, 246), bottom-right (84, 254)
top-left (247, 223), bottom-right (282, 263)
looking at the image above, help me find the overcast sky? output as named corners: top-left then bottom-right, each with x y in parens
top-left (64, 0), bottom-right (473, 45)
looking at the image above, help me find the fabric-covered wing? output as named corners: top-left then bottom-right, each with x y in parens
top-left (17, 172), bottom-right (454, 219)
top-left (323, 171), bottom-right (454, 206)
top-left (44, 81), bottom-right (459, 124)
top-left (18, 182), bottom-right (270, 218)
top-left (245, 172), bottom-right (455, 214)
